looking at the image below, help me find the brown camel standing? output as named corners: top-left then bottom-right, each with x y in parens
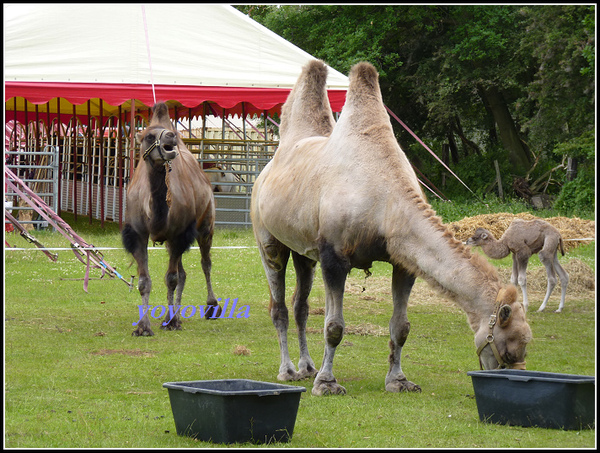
top-left (122, 103), bottom-right (221, 336)
top-left (251, 60), bottom-right (532, 396)
top-left (466, 219), bottom-right (569, 313)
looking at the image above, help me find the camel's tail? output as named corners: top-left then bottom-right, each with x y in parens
top-left (559, 237), bottom-right (565, 256)
top-left (279, 60), bottom-right (335, 144)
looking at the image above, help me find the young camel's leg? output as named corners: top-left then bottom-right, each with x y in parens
top-left (537, 248), bottom-right (569, 313)
top-left (291, 252), bottom-right (319, 379)
top-left (385, 265), bottom-right (421, 392)
top-left (312, 241), bottom-right (349, 396)
top-left (513, 251), bottom-right (531, 312)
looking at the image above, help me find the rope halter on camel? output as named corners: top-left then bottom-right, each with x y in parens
top-left (142, 129), bottom-right (177, 207)
top-left (476, 288), bottom-right (527, 370)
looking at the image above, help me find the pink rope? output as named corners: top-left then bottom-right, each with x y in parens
top-left (142, 5), bottom-right (157, 105)
top-left (385, 105), bottom-right (477, 198)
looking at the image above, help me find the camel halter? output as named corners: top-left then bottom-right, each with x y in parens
top-left (142, 129), bottom-right (175, 206)
top-left (142, 129), bottom-right (175, 163)
top-left (476, 291), bottom-right (527, 370)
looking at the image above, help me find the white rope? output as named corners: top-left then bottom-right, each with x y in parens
top-left (5, 246), bottom-right (258, 252)
top-left (141, 5), bottom-right (156, 105)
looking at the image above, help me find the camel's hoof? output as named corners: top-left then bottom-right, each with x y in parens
top-left (132, 328), bottom-right (154, 337)
top-left (554, 309), bottom-right (563, 313)
top-left (277, 370), bottom-right (299, 381)
top-left (385, 379), bottom-right (422, 393)
top-left (296, 366), bottom-right (318, 380)
top-left (204, 304), bottom-right (222, 320)
top-left (160, 322), bottom-right (182, 331)
top-left (312, 379), bottom-right (347, 396)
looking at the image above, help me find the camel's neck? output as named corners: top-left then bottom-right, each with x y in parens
top-left (148, 163), bottom-right (169, 232)
top-left (480, 240), bottom-right (511, 260)
top-left (387, 198), bottom-right (500, 330)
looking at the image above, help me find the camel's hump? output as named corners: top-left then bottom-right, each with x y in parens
top-left (348, 61), bottom-right (379, 92)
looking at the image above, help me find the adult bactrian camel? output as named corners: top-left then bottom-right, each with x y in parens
top-left (251, 60), bottom-right (532, 396)
top-left (122, 103), bottom-right (221, 336)
top-left (466, 219), bottom-right (569, 313)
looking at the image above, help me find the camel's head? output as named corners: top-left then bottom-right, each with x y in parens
top-left (136, 126), bottom-right (179, 165)
top-left (466, 227), bottom-right (494, 247)
top-left (474, 286), bottom-right (532, 370)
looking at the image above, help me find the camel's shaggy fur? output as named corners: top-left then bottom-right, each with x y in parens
top-left (251, 60), bottom-right (532, 395)
top-left (467, 218), bottom-right (569, 313)
top-left (122, 103), bottom-right (220, 336)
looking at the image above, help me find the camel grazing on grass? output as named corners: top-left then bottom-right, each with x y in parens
top-left (251, 60), bottom-right (532, 396)
top-left (122, 103), bottom-right (221, 336)
top-left (466, 219), bottom-right (569, 313)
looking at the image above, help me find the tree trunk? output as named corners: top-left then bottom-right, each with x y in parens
top-left (479, 85), bottom-right (532, 174)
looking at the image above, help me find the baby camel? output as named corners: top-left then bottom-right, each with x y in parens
top-left (467, 219), bottom-right (569, 313)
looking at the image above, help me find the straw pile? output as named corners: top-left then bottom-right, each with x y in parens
top-left (448, 212), bottom-right (595, 252)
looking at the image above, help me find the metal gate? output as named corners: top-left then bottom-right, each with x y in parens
top-left (5, 144), bottom-right (59, 229)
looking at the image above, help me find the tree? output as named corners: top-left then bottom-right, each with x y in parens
top-left (238, 5), bottom-right (594, 209)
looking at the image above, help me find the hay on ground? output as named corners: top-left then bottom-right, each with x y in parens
top-left (449, 213), bottom-right (595, 252)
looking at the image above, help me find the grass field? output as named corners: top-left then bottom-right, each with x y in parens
top-left (4, 220), bottom-right (596, 448)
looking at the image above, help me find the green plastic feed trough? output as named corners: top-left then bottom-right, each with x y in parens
top-left (467, 370), bottom-right (595, 430)
top-left (163, 379), bottom-right (306, 444)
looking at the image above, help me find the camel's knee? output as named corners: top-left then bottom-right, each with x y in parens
top-left (517, 275), bottom-right (527, 288)
top-left (270, 300), bottom-right (289, 328)
top-left (325, 319), bottom-right (344, 348)
top-left (165, 271), bottom-right (178, 291)
top-left (390, 319), bottom-right (411, 347)
top-left (138, 275), bottom-right (152, 295)
top-left (546, 273), bottom-right (557, 289)
top-left (293, 298), bottom-right (310, 324)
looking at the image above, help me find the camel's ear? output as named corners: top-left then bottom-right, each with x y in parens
top-left (135, 132), bottom-right (143, 145)
top-left (498, 304), bottom-right (512, 327)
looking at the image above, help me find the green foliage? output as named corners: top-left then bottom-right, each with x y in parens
top-left (553, 175), bottom-right (596, 217)
top-left (551, 130), bottom-right (596, 216)
top-left (237, 5), bottom-right (595, 192)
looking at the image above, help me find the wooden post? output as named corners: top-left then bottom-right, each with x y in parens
top-left (494, 160), bottom-right (504, 201)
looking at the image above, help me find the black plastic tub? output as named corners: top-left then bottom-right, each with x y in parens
top-left (163, 379), bottom-right (306, 444)
top-left (467, 370), bottom-right (595, 430)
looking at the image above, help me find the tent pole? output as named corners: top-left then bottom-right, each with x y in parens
top-left (71, 104), bottom-right (78, 222)
top-left (99, 99), bottom-right (105, 228)
top-left (57, 98), bottom-right (62, 216)
top-left (129, 99), bottom-right (136, 179)
top-left (118, 105), bottom-right (124, 228)
top-left (87, 101), bottom-right (93, 225)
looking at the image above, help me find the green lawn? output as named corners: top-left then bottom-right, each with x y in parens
top-left (4, 224), bottom-right (596, 448)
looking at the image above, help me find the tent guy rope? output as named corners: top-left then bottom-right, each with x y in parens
top-left (141, 5), bottom-right (157, 105)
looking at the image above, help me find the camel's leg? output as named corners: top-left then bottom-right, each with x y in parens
top-left (385, 265), bottom-right (421, 393)
top-left (514, 252), bottom-right (530, 312)
top-left (257, 235), bottom-right (297, 380)
top-left (198, 216), bottom-right (221, 319)
top-left (312, 241), bottom-right (349, 396)
top-left (130, 239), bottom-right (154, 337)
top-left (553, 255), bottom-right (569, 313)
top-left (538, 250), bottom-right (569, 313)
top-left (161, 253), bottom-right (184, 330)
top-left (291, 252), bottom-right (318, 379)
